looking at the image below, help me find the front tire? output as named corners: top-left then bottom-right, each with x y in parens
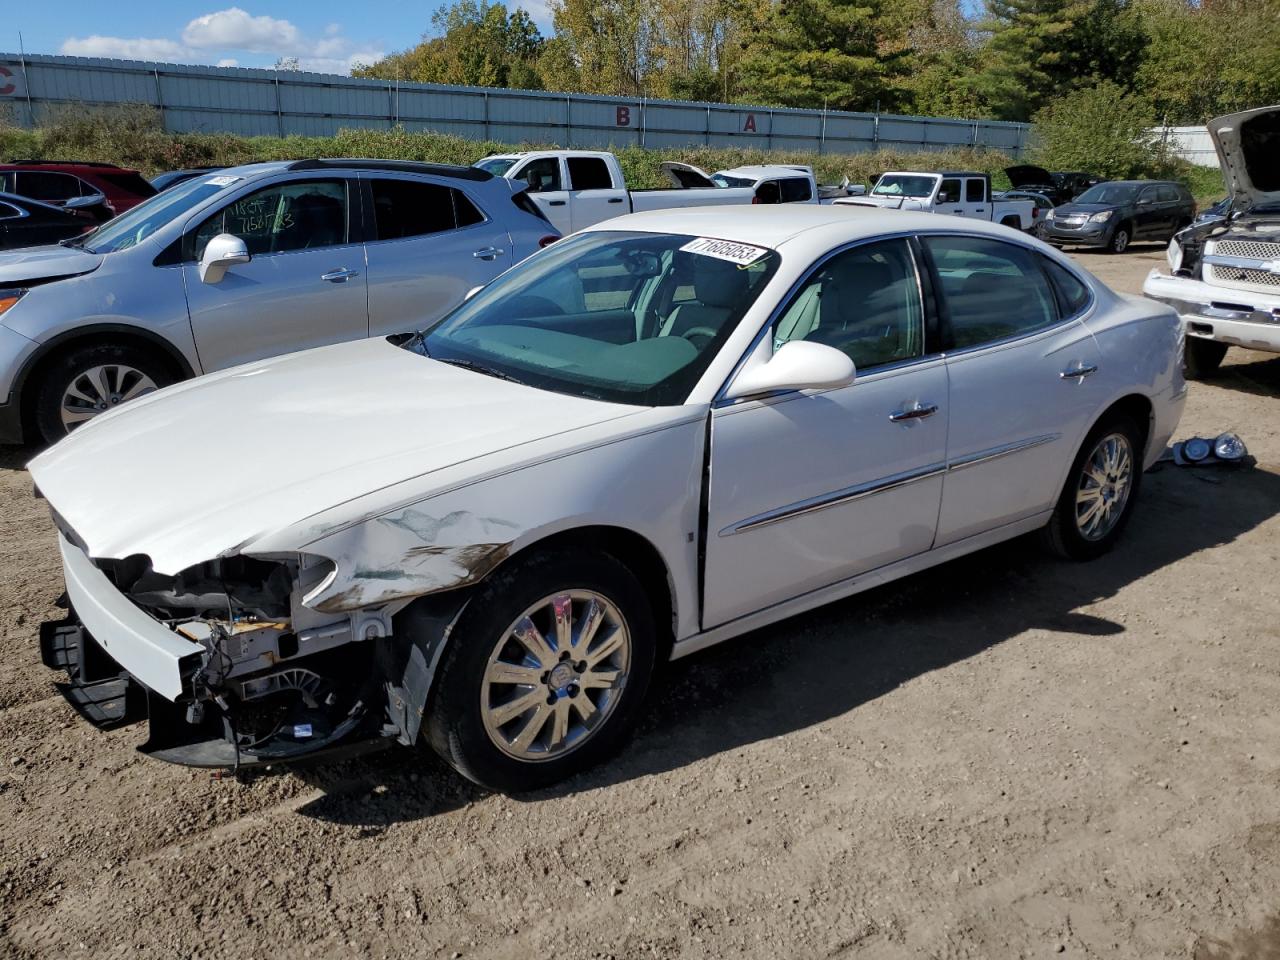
top-left (1183, 337), bottom-right (1227, 379)
top-left (425, 549), bottom-right (657, 793)
top-left (33, 342), bottom-right (177, 445)
top-left (1043, 414), bottom-right (1144, 560)
top-left (1107, 224), bottom-right (1131, 254)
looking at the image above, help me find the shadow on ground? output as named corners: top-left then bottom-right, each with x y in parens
top-left (296, 458), bottom-right (1280, 825)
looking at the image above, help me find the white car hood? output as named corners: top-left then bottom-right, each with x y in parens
top-left (0, 244), bottom-right (103, 284)
top-left (1209, 104), bottom-right (1280, 212)
top-left (30, 337), bottom-right (640, 574)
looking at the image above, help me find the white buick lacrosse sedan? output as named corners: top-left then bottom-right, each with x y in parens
top-left (30, 207), bottom-right (1185, 790)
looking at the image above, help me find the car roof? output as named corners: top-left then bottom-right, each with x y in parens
top-left (584, 205), bottom-right (1032, 250)
top-left (209, 158), bottom-right (494, 182)
top-left (0, 160), bottom-right (142, 175)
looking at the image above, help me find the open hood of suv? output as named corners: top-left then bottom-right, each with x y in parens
top-left (0, 244), bottom-right (103, 285)
top-left (1005, 165), bottom-right (1054, 189)
top-left (1209, 105), bottom-right (1280, 212)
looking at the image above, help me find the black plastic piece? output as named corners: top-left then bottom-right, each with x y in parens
top-left (40, 619), bottom-right (146, 729)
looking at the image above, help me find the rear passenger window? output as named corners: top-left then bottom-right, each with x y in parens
top-left (18, 172), bottom-right (82, 202)
top-left (1041, 257), bottom-right (1091, 317)
top-left (923, 235), bottom-right (1059, 349)
top-left (370, 179), bottom-right (455, 239)
top-left (452, 189), bottom-right (485, 228)
top-left (567, 157), bottom-right (614, 191)
top-left (780, 178), bottom-right (813, 203)
top-left (965, 179), bottom-right (985, 202)
top-left (773, 239), bottom-right (924, 370)
top-left (1157, 185), bottom-right (1179, 203)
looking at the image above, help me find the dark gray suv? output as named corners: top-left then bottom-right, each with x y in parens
top-left (1044, 180), bottom-right (1196, 253)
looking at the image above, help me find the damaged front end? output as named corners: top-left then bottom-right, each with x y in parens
top-left (42, 543), bottom-right (463, 770)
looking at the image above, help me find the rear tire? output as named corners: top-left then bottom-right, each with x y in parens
top-left (33, 342), bottom-right (177, 445)
top-left (425, 549), bottom-right (657, 793)
top-left (1183, 337), bottom-right (1227, 380)
top-left (1042, 414), bottom-right (1144, 561)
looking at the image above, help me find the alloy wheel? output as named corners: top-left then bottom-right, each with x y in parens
top-left (1075, 432), bottom-right (1134, 541)
top-left (60, 364), bottom-right (158, 431)
top-left (480, 590), bottom-right (631, 762)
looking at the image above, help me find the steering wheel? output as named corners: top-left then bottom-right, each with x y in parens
top-left (680, 326), bottom-right (719, 347)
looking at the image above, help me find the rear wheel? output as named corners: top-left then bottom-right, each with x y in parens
top-left (1043, 414), bottom-right (1144, 560)
top-left (1184, 337), bottom-right (1227, 379)
top-left (425, 549), bottom-right (657, 792)
top-left (33, 342), bottom-right (177, 445)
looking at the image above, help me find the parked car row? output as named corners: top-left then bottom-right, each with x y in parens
top-left (0, 159), bottom-right (557, 444)
top-left (30, 203), bottom-right (1186, 790)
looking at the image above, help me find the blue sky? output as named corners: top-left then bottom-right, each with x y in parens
top-left (0, 2), bottom-right (555, 75)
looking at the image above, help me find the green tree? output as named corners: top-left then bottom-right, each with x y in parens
top-left (737, 0), bottom-right (902, 111)
top-left (355, 1), bottom-right (546, 89)
top-left (1031, 81), bottom-right (1166, 177)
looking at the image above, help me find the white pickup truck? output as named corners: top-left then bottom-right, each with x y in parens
top-left (835, 171), bottom-right (1034, 231)
top-left (473, 151), bottom-right (860, 235)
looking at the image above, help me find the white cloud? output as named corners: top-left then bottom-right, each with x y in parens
top-left (59, 8), bottom-right (384, 75)
top-left (60, 35), bottom-right (188, 61)
top-left (515, 0), bottom-right (555, 30)
top-left (182, 7), bottom-right (300, 53)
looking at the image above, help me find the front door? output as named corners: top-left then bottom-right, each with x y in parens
top-left (181, 176), bottom-right (368, 373)
top-left (934, 177), bottom-right (965, 217)
top-left (362, 174), bottom-right (513, 338)
top-left (565, 155), bottom-right (628, 232)
top-left (703, 238), bottom-right (948, 628)
top-left (923, 233), bottom-right (1103, 544)
top-left (511, 157), bottom-right (571, 234)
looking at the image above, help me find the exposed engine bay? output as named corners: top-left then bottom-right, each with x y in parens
top-left (43, 551), bottom-right (449, 770)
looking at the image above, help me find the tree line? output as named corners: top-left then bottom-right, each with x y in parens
top-left (353, 0), bottom-right (1280, 125)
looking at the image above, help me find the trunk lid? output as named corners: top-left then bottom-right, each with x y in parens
top-left (1005, 164), bottom-right (1055, 189)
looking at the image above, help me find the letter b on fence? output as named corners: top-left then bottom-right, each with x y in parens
top-left (616, 106), bottom-right (631, 127)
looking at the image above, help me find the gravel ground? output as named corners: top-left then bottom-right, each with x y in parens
top-left (3, 243), bottom-right (1280, 960)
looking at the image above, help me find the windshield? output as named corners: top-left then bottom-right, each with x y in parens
top-left (1074, 183), bottom-right (1139, 205)
top-left (474, 157), bottom-right (518, 176)
top-left (81, 174), bottom-right (241, 254)
top-left (711, 173), bottom-right (754, 188)
top-left (872, 174), bottom-right (938, 198)
top-left (416, 230), bottom-right (780, 406)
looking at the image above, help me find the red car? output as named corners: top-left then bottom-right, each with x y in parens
top-left (0, 161), bottom-right (156, 222)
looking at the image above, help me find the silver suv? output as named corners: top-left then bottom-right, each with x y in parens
top-left (0, 159), bottom-right (557, 444)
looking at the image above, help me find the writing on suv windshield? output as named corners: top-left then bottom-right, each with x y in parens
top-left (416, 231), bottom-right (780, 407)
top-left (872, 175), bottom-right (937, 198)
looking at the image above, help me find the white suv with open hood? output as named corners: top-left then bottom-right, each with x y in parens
top-left (1144, 105), bottom-right (1280, 377)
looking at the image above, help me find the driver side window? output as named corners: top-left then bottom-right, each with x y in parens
top-left (772, 239), bottom-right (924, 370)
top-left (518, 158), bottom-right (562, 193)
top-left (193, 179), bottom-right (349, 259)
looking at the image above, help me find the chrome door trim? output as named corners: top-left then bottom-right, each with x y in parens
top-left (721, 432), bottom-right (1061, 536)
top-left (720, 461), bottom-right (947, 536)
top-left (947, 433), bottom-right (1061, 472)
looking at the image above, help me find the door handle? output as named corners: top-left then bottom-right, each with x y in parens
top-left (974, 208), bottom-right (986, 213)
top-left (321, 267), bottom-right (360, 283)
top-left (548, 200), bottom-right (567, 207)
top-left (889, 401), bottom-right (939, 422)
top-left (1060, 362), bottom-right (1099, 380)
top-left (607, 197), bottom-right (624, 204)
top-left (472, 247), bottom-right (505, 260)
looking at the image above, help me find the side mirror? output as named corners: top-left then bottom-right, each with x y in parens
top-left (723, 340), bottom-right (856, 401)
top-left (464, 285), bottom-right (484, 301)
top-left (199, 233), bottom-right (251, 284)
top-left (64, 194), bottom-right (106, 211)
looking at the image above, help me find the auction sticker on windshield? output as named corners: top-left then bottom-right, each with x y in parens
top-left (680, 237), bottom-right (769, 266)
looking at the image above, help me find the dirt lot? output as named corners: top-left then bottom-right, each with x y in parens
top-left (3, 243), bottom-right (1280, 960)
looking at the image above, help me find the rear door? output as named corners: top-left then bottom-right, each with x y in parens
top-left (181, 174), bottom-right (369, 372)
top-left (363, 174), bottom-right (514, 338)
top-left (510, 156), bottom-right (570, 234)
top-left (963, 177), bottom-right (990, 218)
top-left (565, 156), bottom-right (628, 231)
top-left (924, 234), bottom-right (1103, 543)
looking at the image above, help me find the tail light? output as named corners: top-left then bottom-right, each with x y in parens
top-left (538, 235), bottom-right (559, 248)
top-left (1032, 208), bottom-right (1040, 218)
